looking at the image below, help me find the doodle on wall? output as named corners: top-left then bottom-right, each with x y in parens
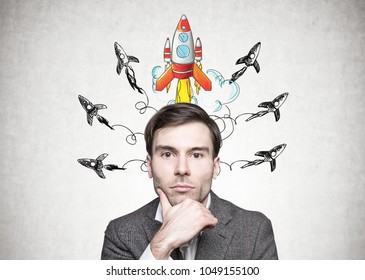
top-left (77, 14), bottom-right (289, 179)
top-left (220, 144), bottom-right (287, 172)
top-left (235, 92), bottom-right (289, 123)
top-left (154, 15), bottom-right (212, 103)
top-left (78, 95), bottom-right (114, 130)
top-left (230, 42), bottom-right (261, 84)
top-left (78, 154), bottom-right (125, 179)
top-left (114, 42), bottom-right (146, 95)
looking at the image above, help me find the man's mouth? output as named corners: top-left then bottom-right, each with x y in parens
top-left (171, 184), bottom-right (194, 193)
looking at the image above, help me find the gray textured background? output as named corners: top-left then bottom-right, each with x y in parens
top-left (0, 0), bottom-right (364, 259)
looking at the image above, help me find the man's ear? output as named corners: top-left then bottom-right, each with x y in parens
top-left (146, 154), bottom-right (153, 178)
top-left (213, 156), bottom-right (220, 179)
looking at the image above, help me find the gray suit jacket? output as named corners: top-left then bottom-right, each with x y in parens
top-left (101, 192), bottom-right (278, 260)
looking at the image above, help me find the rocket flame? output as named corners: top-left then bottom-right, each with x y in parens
top-left (176, 79), bottom-right (193, 103)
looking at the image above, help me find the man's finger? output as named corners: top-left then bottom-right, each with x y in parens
top-left (207, 216), bottom-right (218, 228)
top-left (156, 188), bottom-right (172, 218)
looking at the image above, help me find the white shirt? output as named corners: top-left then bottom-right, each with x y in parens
top-left (139, 194), bottom-right (211, 260)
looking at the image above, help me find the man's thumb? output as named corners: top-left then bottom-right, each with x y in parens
top-left (157, 188), bottom-right (171, 218)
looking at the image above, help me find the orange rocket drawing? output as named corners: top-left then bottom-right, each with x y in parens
top-left (156, 15), bottom-right (212, 103)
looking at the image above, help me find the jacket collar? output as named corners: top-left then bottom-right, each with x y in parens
top-left (142, 198), bottom-right (162, 243)
top-left (195, 191), bottom-right (234, 260)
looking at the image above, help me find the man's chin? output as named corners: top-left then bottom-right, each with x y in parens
top-left (169, 193), bottom-right (196, 206)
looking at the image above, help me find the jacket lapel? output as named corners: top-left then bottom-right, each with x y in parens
top-left (141, 198), bottom-right (162, 243)
top-left (195, 192), bottom-right (234, 260)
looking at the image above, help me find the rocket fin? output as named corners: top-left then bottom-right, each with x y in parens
top-left (87, 113), bottom-right (93, 126)
top-left (94, 104), bottom-right (107, 110)
top-left (193, 64), bottom-right (212, 91)
top-left (128, 56), bottom-right (139, 63)
top-left (156, 66), bottom-right (174, 91)
top-left (116, 62), bottom-right (123, 75)
top-left (236, 55), bottom-right (248, 65)
top-left (255, 151), bottom-right (267, 158)
top-left (95, 169), bottom-right (106, 179)
top-left (270, 159), bottom-right (276, 172)
top-left (253, 60), bottom-right (260, 73)
top-left (274, 109), bottom-right (280, 122)
top-left (258, 101), bottom-right (272, 109)
top-left (96, 153), bottom-right (108, 162)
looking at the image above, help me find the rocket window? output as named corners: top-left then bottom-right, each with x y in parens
top-left (176, 45), bottom-right (190, 58)
top-left (179, 33), bottom-right (188, 43)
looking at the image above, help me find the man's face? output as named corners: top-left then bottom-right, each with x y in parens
top-left (147, 122), bottom-right (220, 206)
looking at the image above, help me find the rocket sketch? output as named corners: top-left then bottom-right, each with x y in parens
top-left (114, 42), bottom-right (145, 94)
top-left (78, 95), bottom-right (114, 130)
top-left (241, 144), bottom-right (287, 172)
top-left (230, 42), bottom-right (261, 83)
top-left (114, 42), bottom-right (139, 74)
top-left (155, 15), bottom-right (211, 103)
top-left (77, 153), bottom-right (125, 179)
top-left (78, 153), bottom-right (109, 179)
top-left (246, 92), bottom-right (289, 122)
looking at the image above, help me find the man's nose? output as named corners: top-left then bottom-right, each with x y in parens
top-left (174, 156), bottom-right (191, 176)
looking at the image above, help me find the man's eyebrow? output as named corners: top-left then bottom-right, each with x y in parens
top-left (154, 145), bottom-right (177, 152)
top-left (154, 145), bottom-right (211, 153)
top-left (189, 146), bottom-right (210, 153)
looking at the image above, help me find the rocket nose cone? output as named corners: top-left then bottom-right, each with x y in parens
top-left (177, 14), bottom-right (191, 32)
top-left (77, 159), bottom-right (87, 167)
top-left (164, 38), bottom-right (170, 48)
top-left (255, 42), bottom-right (261, 53)
top-left (78, 95), bottom-right (86, 105)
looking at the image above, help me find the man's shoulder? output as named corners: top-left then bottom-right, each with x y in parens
top-left (210, 192), bottom-right (278, 260)
top-left (107, 198), bottom-right (159, 227)
top-left (102, 198), bottom-right (160, 260)
top-left (211, 192), bottom-right (271, 224)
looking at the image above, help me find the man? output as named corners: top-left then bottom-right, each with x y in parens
top-left (101, 103), bottom-right (278, 260)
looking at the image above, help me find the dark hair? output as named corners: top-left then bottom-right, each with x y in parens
top-left (144, 103), bottom-right (222, 158)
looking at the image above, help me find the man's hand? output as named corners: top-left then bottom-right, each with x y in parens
top-left (150, 188), bottom-right (218, 260)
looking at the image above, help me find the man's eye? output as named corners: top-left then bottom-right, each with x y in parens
top-left (162, 152), bottom-right (172, 158)
top-left (192, 153), bottom-right (203, 158)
